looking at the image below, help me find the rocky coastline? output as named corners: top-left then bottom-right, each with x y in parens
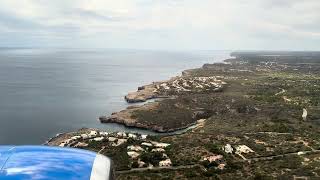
top-left (99, 74), bottom-right (227, 132)
top-left (47, 52), bottom-right (320, 179)
top-left (99, 75), bottom-right (226, 133)
top-left (99, 114), bottom-right (198, 133)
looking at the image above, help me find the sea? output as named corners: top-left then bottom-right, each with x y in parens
top-left (0, 48), bottom-right (230, 144)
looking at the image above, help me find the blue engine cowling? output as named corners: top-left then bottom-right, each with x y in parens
top-left (0, 146), bottom-right (113, 180)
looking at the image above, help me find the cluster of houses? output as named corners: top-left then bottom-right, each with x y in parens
top-left (58, 130), bottom-right (147, 148)
top-left (200, 144), bottom-right (255, 171)
top-left (126, 141), bottom-right (172, 168)
top-left (55, 130), bottom-right (172, 168)
top-left (55, 129), bottom-right (259, 171)
top-left (156, 76), bottom-right (226, 93)
top-left (223, 144), bottom-right (254, 160)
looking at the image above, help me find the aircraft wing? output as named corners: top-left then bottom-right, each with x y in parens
top-left (0, 146), bottom-right (113, 180)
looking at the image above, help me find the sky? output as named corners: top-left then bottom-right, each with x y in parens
top-left (0, 0), bottom-right (319, 50)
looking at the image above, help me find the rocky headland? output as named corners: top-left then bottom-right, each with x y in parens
top-left (100, 76), bottom-right (226, 132)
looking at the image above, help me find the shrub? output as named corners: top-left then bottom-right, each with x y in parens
top-left (202, 160), bottom-right (219, 169)
top-left (131, 161), bottom-right (139, 168)
top-left (253, 173), bottom-right (273, 180)
top-left (205, 144), bottom-right (224, 155)
top-left (140, 152), bottom-right (166, 166)
top-left (184, 170), bottom-right (198, 178)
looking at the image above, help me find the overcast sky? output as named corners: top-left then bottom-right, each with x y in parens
top-left (0, 0), bottom-right (319, 50)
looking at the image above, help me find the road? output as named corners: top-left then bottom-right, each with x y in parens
top-left (116, 150), bottom-right (320, 174)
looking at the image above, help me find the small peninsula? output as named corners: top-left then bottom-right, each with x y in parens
top-left (99, 76), bottom-right (226, 132)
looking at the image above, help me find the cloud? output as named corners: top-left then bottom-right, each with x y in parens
top-left (67, 8), bottom-right (130, 22)
top-left (0, 11), bottom-right (43, 30)
top-left (0, 0), bottom-right (319, 50)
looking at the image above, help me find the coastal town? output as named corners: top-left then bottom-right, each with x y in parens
top-left (48, 52), bottom-right (320, 179)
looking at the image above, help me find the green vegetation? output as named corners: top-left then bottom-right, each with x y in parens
top-left (140, 151), bottom-right (166, 166)
top-left (205, 144), bottom-right (225, 155)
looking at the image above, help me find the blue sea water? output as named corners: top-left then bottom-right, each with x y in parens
top-left (0, 48), bottom-right (230, 144)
